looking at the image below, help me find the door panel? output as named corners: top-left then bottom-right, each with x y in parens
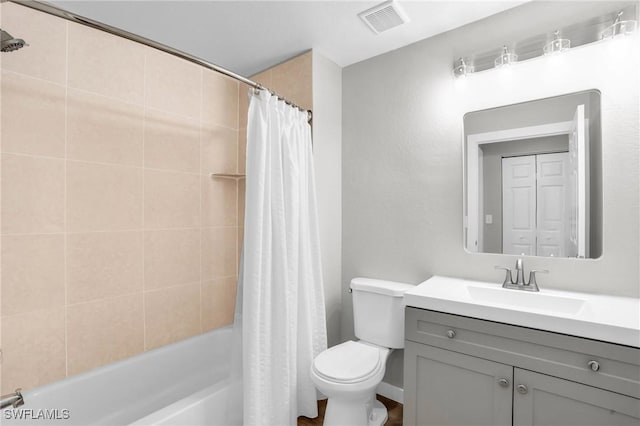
top-left (536, 153), bottom-right (569, 257)
top-left (404, 341), bottom-right (512, 426)
top-left (513, 369), bottom-right (640, 426)
top-left (503, 156), bottom-right (536, 255)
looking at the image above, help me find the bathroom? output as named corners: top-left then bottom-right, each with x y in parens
top-left (0, 0), bottom-right (638, 425)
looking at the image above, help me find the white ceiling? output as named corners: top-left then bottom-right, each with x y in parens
top-left (52, 1), bottom-right (527, 76)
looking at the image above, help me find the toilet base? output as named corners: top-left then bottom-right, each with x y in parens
top-left (369, 400), bottom-right (388, 426)
top-left (323, 396), bottom-right (388, 426)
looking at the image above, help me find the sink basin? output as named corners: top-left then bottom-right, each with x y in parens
top-left (466, 285), bottom-right (586, 315)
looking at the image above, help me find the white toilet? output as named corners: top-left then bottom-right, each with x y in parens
top-left (311, 278), bottom-right (413, 426)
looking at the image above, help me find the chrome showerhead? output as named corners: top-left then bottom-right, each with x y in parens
top-left (1, 29), bottom-right (27, 52)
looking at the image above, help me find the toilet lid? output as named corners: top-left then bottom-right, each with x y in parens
top-left (313, 341), bottom-right (383, 384)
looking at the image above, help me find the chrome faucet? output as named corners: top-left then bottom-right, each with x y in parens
top-left (0, 389), bottom-right (24, 410)
top-left (495, 259), bottom-right (547, 292)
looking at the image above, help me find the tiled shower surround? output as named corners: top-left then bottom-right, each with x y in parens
top-left (0, 3), bottom-right (291, 394)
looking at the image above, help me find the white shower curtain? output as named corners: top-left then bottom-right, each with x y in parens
top-left (227, 89), bottom-right (327, 425)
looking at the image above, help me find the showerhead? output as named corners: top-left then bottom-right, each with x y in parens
top-left (1, 29), bottom-right (27, 52)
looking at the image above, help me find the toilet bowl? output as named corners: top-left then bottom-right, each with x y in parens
top-left (311, 278), bottom-right (413, 426)
top-left (311, 341), bottom-right (390, 426)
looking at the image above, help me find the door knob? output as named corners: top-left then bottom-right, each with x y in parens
top-left (517, 384), bottom-right (528, 394)
top-left (446, 329), bottom-right (456, 339)
top-left (498, 378), bottom-right (510, 388)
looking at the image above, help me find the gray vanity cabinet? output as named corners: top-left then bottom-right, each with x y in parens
top-left (404, 341), bottom-right (512, 426)
top-left (403, 307), bottom-right (640, 426)
top-left (513, 369), bottom-right (640, 426)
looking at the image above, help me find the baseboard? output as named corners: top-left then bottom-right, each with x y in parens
top-left (376, 381), bottom-right (403, 404)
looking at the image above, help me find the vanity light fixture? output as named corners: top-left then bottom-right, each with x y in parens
top-left (494, 45), bottom-right (517, 67)
top-left (454, 57), bottom-right (474, 78)
top-left (544, 30), bottom-right (571, 55)
top-left (601, 11), bottom-right (637, 39)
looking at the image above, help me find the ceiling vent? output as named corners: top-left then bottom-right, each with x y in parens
top-left (358, 0), bottom-right (410, 35)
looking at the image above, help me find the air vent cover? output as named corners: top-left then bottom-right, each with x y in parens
top-left (358, 0), bottom-right (410, 35)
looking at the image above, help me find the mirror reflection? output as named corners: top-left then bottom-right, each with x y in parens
top-left (464, 91), bottom-right (602, 259)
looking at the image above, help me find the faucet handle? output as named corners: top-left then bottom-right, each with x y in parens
top-left (527, 270), bottom-right (549, 289)
top-left (495, 266), bottom-right (513, 286)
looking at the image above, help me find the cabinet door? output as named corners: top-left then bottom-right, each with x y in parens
top-left (513, 368), bottom-right (640, 426)
top-left (404, 341), bottom-right (512, 426)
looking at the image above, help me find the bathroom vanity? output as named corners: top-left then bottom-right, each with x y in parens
top-left (402, 276), bottom-right (640, 426)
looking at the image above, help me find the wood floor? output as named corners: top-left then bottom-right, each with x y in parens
top-left (297, 395), bottom-right (403, 426)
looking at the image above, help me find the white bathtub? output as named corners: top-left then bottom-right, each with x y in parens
top-left (3, 327), bottom-right (233, 425)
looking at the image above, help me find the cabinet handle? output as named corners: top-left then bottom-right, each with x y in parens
top-left (446, 329), bottom-right (456, 339)
top-left (497, 378), bottom-right (510, 388)
top-left (587, 360), bottom-right (600, 371)
top-left (516, 384), bottom-right (528, 394)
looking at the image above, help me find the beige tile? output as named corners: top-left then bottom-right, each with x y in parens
top-left (202, 70), bottom-right (239, 129)
top-left (202, 227), bottom-right (238, 280)
top-left (202, 177), bottom-right (237, 227)
top-left (67, 231), bottom-right (143, 304)
top-left (145, 49), bottom-right (201, 119)
top-left (1, 154), bottom-right (64, 234)
top-left (238, 179), bottom-right (245, 226)
top-left (67, 89), bottom-right (144, 166)
top-left (270, 51), bottom-right (313, 111)
top-left (1, 234), bottom-right (64, 317)
top-left (144, 170), bottom-right (200, 229)
top-left (238, 128), bottom-right (247, 174)
top-left (67, 161), bottom-right (143, 232)
top-left (201, 125), bottom-right (238, 174)
top-left (201, 277), bottom-right (237, 331)
top-left (67, 294), bottom-right (144, 376)
top-left (0, 3), bottom-right (66, 84)
top-left (271, 51), bottom-right (313, 109)
top-left (144, 228), bottom-right (200, 290)
top-left (251, 69), bottom-right (272, 87)
top-left (238, 83), bottom-right (251, 128)
top-left (144, 109), bottom-right (200, 173)
top-left (237, 227), bottom-right (244, 262)
top-left (1, 72), bottom-right (66, 157)
top-left (145, 283), bottom-right (200, 350)
top-left (1, 308), bottom-right (66, 393)
top-left (68, 22), bottom-right (144, 104)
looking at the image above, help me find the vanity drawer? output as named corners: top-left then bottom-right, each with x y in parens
top-left (406, 307), bottom-right (640, 398)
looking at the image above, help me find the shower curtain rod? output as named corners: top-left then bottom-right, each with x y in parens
top-left (7, 0), bottom-right (312, 122)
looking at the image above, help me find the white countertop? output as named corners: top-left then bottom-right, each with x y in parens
top-left (403, 276), bottom-right (640, 348)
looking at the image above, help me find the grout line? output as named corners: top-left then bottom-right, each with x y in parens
top-left (0, 69), bottom-right (67, 89)
top-left (142, 48), bottom-right (147, 352)
top-left (63, 19), bottom-right (69, 379)
top-left (0, 152), bottom-right (221, 177)
top-left (64, 290), bottom-right (142, 309)
top-left (1, 225), bottom-right (237, 237)
top-left (199, 67), bottom-right (204, 334)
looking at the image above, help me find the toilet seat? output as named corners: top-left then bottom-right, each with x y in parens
top-left (312, 341), bottom-right (385, 384)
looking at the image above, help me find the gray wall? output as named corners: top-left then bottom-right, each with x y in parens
top-left (480, 136), bottom-right (569, 254)
top-left (342, 1), bottom-right (639, 388)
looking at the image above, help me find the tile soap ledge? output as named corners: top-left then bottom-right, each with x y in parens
top-left (210, 173), bottom-right (245, 179)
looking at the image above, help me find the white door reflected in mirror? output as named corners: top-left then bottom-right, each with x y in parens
top-left (464, 91), bottom-right (600, 259)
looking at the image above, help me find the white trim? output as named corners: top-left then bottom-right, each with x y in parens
top-left (467, 121), bottom-right (573, 145)
top-left (376, 381), bottom-right (404, 404)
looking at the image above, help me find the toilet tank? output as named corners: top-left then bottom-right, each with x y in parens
top-left (350, 278), bottom-right (414, 349)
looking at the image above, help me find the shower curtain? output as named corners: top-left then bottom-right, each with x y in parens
top-left (227, 89), bottom-right (327, 425)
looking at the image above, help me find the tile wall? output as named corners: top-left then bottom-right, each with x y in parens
top-left (0, 3), bottom-right (241, 392)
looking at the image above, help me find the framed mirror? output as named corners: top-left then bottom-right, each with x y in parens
top-left (464, 90), bottom-right (601, 259)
